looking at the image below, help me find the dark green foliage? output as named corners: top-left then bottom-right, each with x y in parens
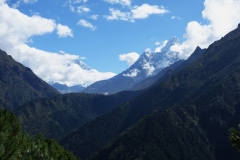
top-left (0, 108), bottom-right (78, 160)
top-left (90, 107), bottom-right (215, 160)
top-left (0, 49), bottom-right (59, 110)
top-left (229, 124), bottom-right (240, 152)
top-left (60, 24), bottom-right (240, 160)
top-left (15, 90), bottom-right (142, 140)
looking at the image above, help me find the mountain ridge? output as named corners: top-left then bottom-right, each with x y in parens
top-left (0, 49), bottom-right (60, 110)
top-left (82, 37), bottom-right (181, 94)
top-left (60, 24), bottom-right (240, 160)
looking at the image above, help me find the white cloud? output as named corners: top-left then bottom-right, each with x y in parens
top-left (143, 62), bottom-right (155, 76)
top-left (123, 69), bottom-right (140, 77)
top-left (77, 6), bottom-right (90, 13)
top-left (0, 2), bottom-right (115, 86)
top-left (89, 15), bottom-right (99, 20)
top-left (0, 0), bottom-right (6, 5)
top-left (171, 16), bottom-right (181, 20)
top-left (145, 48), bottom-right (151, 52)
top-left (105, 4), bottom-right (168, 22)
top-left (77, 19), bottom-right (97, 30)
top-left (57, 24), bottom-right (73, 37)
top-left (170, 0), bottom-right (240, 59)
top-left (131, 4), bottom-right (168, 19)
top-left (105, 8), bottom-right (131, 21)
top-left (155, 40), bottom-right (167, 52)
top-left (23, 0), bottom-right (38, 3)
top-left (104, 0), bottom-right (131, 6)
top-left (0, 3), bottom-right (56, 46)
top-left (12, 0), bottom-right (38, 8)
top-left (74, 0), bottom-right (88, 3)
top-left (119, 52), bottom-right (139, 66)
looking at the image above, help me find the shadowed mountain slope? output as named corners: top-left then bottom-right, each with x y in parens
top-left (60, 24), bottom-right (240, 160)
top-left (0, 49), bottom-right (59, 110)
top-left (15, 90), bottom-right (143, 140)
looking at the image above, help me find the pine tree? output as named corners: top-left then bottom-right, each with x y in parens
top-left (229, 124), bottom-right (240, 152)
top-left (0, 107), bottom-right (79, 160)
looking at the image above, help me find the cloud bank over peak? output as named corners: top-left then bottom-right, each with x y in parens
top-left (170, 0), bottom-right (240, 59)
top-left (0, 2), bottom-right (115, 86)
top-left (119, 52), bottom-right (140, 66)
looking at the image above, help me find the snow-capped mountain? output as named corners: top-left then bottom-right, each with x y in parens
top-left (82, 37), bottom-right (181, 94)
top-left (49, 59), bottom-right (92, 93)
top-left (122, 36), bottom-right (180, 79)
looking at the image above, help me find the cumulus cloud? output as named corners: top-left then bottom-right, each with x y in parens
top-left (143, 62), bottom-right (155, 76)
top-left (0, 0), bottom-right (6, 5)
top-left (105, 4), bottom-right (168, 22)
top-left (123, 69), bottom-right (140, 77)
top-left (155, 40), bottom-right (168, 52)
top-left (119, 52), bottom-right (139, 66)
top-left (0, 2), bottom-right (115, 86)
top-left (131, 4), bottom-right (168, 19)
top-left (65, 0), bottom-right (89, 12)
top-left (77, 19), bottom-right (97, 30)
top-left (89, 15), bottom-right (99, 20)
top-left (170, 0), bottom-right (240, 59)
top-left (57, 24), bottom-right (73, 37)
top-left (104, 0), bottom-right (131, 6)
top-left (77, 6), bottom-right (90, 13)
top-left (105, 8), bottom-right (131, 21)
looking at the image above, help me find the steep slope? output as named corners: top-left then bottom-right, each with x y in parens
top-left (0, 49), bottom-right (59, 110)
top-left (60, 24), bottom-right (240, 160)
top-left (15, 90), bottom-right (143, 140)
top-left (82, 37), bottom-right (180, 94)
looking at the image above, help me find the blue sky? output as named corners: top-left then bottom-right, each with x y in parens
top-left (19, 0), bottom-right (205, 72)
top-left (1, 0), bottom-right (240, 86)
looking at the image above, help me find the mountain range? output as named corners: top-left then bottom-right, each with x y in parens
top-left (1, 22), bottom-right (240, 160)
top-left (82, 37), bottom-right (181, 94)
top-left (59, 24), bottom-right (240, 160)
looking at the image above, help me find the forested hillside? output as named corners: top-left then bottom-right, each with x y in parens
top-left (15, 90), bottom-right (143, 140)
top-left (60, 24), bottom-right (240, 160)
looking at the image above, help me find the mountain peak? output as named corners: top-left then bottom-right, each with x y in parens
top-left (161, 36), bottom-right (179, 53)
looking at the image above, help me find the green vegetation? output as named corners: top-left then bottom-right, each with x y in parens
top-left (0, 108), bottom-right (78, 160)
top-left (60, 25), bottom-right (240, 160)
top-left (15, 90), bottom-right (142, 140)
top-left (229, 124), bottom-right (240, 152)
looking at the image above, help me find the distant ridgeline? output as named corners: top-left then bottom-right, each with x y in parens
top-left (60, 24), bottom-right (240, 160)
top-left (0, 49), bottom-right (59, 110)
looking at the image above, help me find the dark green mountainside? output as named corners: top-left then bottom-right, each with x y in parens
top-left (15, 90), bottom-right (143, 140)
top-left (0, 49), bottom-right (59, 110)
top-left (60, 24), bottom-right (240, 160)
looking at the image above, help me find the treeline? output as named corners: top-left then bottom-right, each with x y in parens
top-left (0, 108), bottom-right (78, 160)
